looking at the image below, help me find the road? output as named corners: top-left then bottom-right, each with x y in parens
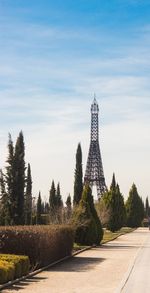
top-left (2, 228), bottom-right (149, 293)
top-left (121, 228), bottom-right (150, 293)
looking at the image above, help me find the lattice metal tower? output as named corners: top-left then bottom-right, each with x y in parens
top-left (84, 96), bottom-right (107, 198)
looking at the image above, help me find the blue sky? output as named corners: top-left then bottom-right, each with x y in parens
top-left (0, 0), bottom-right (150, 201)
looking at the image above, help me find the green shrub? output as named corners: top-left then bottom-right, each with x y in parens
top-left (0, 255), bottom-right (30, 278)
top-left (0, 260), bottom-right (15, 283)
top-left (0, 225), bottom-right (74, 268)
top-left (72, 185), bottom-right (103, 245)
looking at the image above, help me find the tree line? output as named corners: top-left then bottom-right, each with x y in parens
top-left (0, 134), bottom-right (149, 235)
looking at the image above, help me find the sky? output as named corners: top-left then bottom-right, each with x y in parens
top-left (0, 0), bottom-right (150, 203)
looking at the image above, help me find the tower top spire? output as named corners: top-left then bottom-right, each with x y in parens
top-left (91, 93), bottom-right (99, 113)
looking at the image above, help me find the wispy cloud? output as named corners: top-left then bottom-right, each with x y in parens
top-left (0, 2), bottom-right (150, 200)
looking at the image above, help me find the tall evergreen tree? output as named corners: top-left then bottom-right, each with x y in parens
top-left (49, 180), bottom-right (56, 209)
top-left (145, 197), bottom-right (150, 217)
top-left (5, 134), bottom-right (16, 225)
top-left (14, 131), bottom-right (26, 225)
top-left (0, 169), bottom-right (10, 225)
top-left (110, 173), bottom-right (116, 190)
top-left (66, 194), bottom-right (72, 219)
top-left (36, 191), bottom-right (42, 224)
top-left (56, 183), bottom-right (63, 208)
top-left (49, 180), bottom-right (57, 222)
top-left (25, 163), bottom-right (32, 225)
top-left (73, 143), bottom-right (83, 205)
top-left (102, 174), bottom-right (126, 232)
top-left (126, 184), bottom-right (144, 227)
top-left (72, 184), bottom-right (103, 245)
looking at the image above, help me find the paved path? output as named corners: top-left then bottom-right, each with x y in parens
top-left (2, 228), bottom-right (149, 293)
top-left (121, 228), bottom-right (150, 293)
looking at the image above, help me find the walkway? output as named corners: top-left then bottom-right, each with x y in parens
top-left (3, 228), bottom-right (149, 293)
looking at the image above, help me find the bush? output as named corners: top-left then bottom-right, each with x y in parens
top-left (72, 185), bottom-right (103, 245)
top-left (0, 225), bottom-right (74, 268)
top-left (0, 260), bottom-right (15, 283)
top-left (0, 254), bottom-right (30, 278)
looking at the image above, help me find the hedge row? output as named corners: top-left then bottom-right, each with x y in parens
top-left (0, 254), bottom-right (30, 284)
top-left (0, 225), bottom-right (74, 268)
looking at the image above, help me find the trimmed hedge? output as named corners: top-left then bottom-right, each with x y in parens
top-left (0, 225), bottom-right (74, 268)
top-left (0, 260), bottom-right (15, 283)
top-left (0, 254), bottom-right (30, 278)
top-left (0, 254), bottom-right (30, 284)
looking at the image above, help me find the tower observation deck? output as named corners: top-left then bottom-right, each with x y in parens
top-left (84, 97), bottom-right (107, 198)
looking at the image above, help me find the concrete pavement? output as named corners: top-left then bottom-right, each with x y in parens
top-left (121, 228), bottom-right (150, 293)
top-left (2, 228), bottom-right (149, 293)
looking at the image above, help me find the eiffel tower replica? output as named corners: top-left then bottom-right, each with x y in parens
top-left (84, 96), bottom-right (107, 199)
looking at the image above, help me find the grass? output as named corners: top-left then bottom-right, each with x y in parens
top-left (101, 227), bottom-right (135, 244)
top-left (73, 243), bottom-right (89, 252)
top-left (73, 227), bottom-right (135, 250)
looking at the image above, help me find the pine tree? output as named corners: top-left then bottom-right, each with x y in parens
top-left (0, 169), bottom-right (10, 225)
top-left (36, 191), bottom-right (42, 224)
top-left (73, 143), bottom-right (83, 205)
top-left (126, 184), bottom-right (144, 228)
top-left (25, 163), bottom-right (32, 225)
top-left (102, 174), bottom-right (126, 232)
top-left (13, 131), bottom-right (26, 225)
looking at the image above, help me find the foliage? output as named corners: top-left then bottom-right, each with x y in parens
top-left (0, 254), bottom-right (30, 278)
top-left (0, 132), bottom-right (27, 225)
top-left (0, 260), bottom-right (15, 283)
top-left (145, 197), bottom-right (150, 217)
top-left (49, 181), bottom-right (64, 223)
top-left (0, 225), bottom-right (74, 267)
top-left (95, 198), bottom-right (111, 228)
top-left (36, 192), bottom-right (42, 224)
top-left (65, 194), bottom-right (72, 220)
top-left (72, 184), bottom-right (103, 245)
top-left (101, 174), bottom-right (126, 232)
top-left (126, 184), bottom-right (144, 227)
top-left (13, 131), bottom-right (26, 225)
top-left (101, 227), bottom-right (135, 244)
top-left (0, 170), bottom-right (10, 225)
top-left (25, 163), bottom-right (32, 225)
top-left (0, 254), bottom-right (30, 284)
top-left (73, 143), bottom-right (83, 205)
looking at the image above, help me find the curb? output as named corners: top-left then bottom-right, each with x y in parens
top-left (0, 245), bottom-right (95, 291)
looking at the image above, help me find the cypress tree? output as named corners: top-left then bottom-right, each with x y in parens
top-left (14, 131), bottom-right (26, 225)
top-left (72, 184), bottom-right (103, 245)
top-left (110, 173), bottom-right (116, 190)
top-left (66, 194), bottom-right (72, 219)
top-left (126, 184), bottom-right (144, 228)
top-left (145, 197), bottom-right (150, 217)
top-left (56, 183), bottom-right (63, 208)
top-left (36, 191), bottom-right (42, 224)
top-left (102, 174), bottom-right (126, 232)
top-left (49, 180), bottom-right (56, 222)
top-left (73, 143), bottom-right (83, 205)
top-left (5, 134), bottom-right (16, 225)
top-left (0, 169), bottom-right (10, 225)
top-left (25, 163), bottom-right (32, 225)
top-left (49, 180), bottom-right (56, 209)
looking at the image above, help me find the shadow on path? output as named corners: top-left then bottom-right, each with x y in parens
top-left (2, 276), bottom-right (47, 292)
top-left (47, 256), bottom-right (105, 272)
top-left (2, 256), bottom-right (105, 292)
